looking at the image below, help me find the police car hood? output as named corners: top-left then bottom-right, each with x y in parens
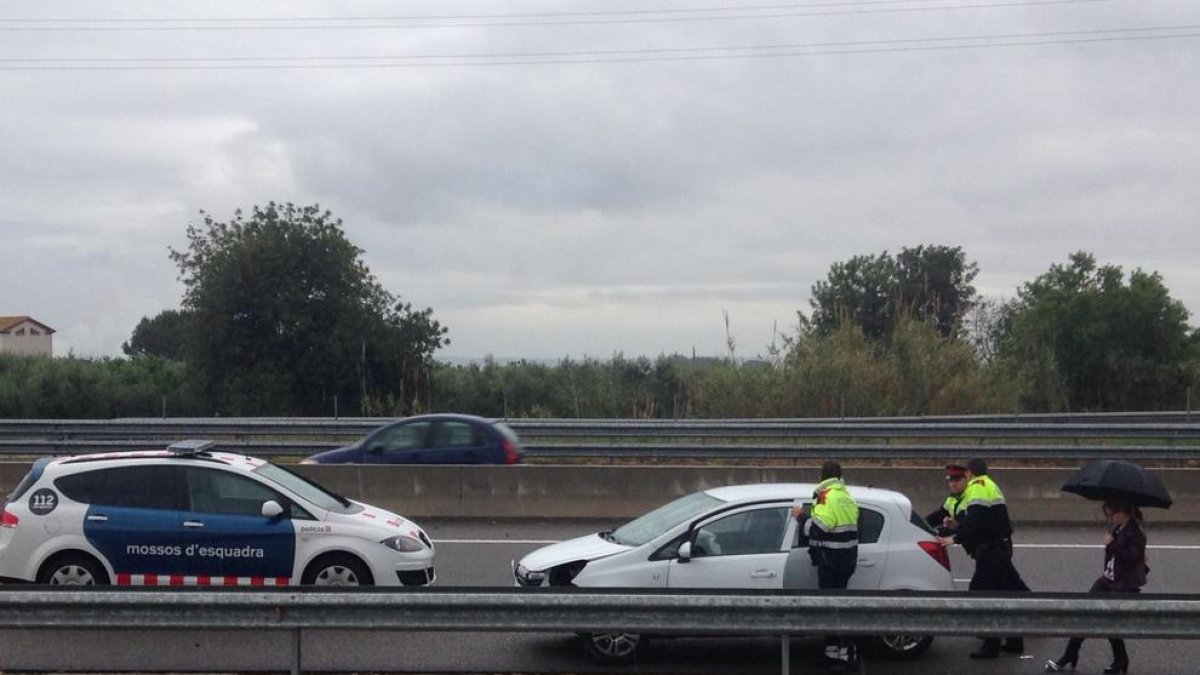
top-left (346, 501), bottom-right (424, 535)
top-left (518, 532), bottom-right (632, 572)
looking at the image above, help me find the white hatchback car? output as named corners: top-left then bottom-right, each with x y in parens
top-left (514, 483), bottom-right (952, 663)
top-left (0, 441), bottom-right (434, 587)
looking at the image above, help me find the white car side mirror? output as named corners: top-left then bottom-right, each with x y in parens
top-left (262, 500), bottom-right (285, 519)
top-left (677, 541), bottom-right (692, 563)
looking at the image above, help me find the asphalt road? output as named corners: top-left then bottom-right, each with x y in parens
top-left (2, 518), bottom-right (1199, 673)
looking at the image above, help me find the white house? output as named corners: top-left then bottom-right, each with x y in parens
top-left (0, 316), bottom-right (54, 357)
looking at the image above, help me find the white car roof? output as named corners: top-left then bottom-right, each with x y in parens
top-left (703, 482), bottom-right (912, 508)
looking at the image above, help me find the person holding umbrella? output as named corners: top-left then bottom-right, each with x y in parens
top-left (1044, 499), bottom-right (1147, 673)
top-left (1044, 460), bottom-right (1170, 673)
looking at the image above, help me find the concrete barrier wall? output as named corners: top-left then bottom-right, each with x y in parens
top-left (2, 463), bottom-right (1196, 524)
top-left (292, 464), bottom-right (1200, 525)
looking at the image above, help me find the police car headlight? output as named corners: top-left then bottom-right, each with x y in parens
top-left (381, 535), bottom-right (426, 552)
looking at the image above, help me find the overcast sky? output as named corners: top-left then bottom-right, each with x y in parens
top-left (2, 1), bottom-right (1197, 361)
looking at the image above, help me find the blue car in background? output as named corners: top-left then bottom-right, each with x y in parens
top-left (301, 414), bottom-right (524, 465)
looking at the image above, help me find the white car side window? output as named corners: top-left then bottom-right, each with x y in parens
top-left (693, 507), bottom-right (790, 557)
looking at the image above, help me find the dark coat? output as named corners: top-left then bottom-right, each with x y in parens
top-left (1103, 517), bottom-right (1148, 592)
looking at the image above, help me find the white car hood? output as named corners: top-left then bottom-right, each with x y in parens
top-left (519, 532), bottom-right (633, 572)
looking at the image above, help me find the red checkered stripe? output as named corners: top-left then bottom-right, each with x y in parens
top-left (115, 573), bottom-right (290, 586)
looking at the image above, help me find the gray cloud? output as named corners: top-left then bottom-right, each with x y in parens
top-left (2, 0), bottom-right (1197, 359)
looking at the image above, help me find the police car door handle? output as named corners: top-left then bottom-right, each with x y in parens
top-left (857, 558), bottom-right (877, 567)
top-left (183, 520), bottom-right (205, 528)
top-left (86, 515), bottom-right (108, 522)
top-left (750, 569), bottom-right (777, 579)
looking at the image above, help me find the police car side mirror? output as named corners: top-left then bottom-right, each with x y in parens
top-left (262, 500), bottom-right (285, 519)
top-left (677, 541), bottom-right (692, 563)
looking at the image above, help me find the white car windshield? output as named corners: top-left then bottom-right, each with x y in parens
top-left (610, 491), bottom-right (725, 546)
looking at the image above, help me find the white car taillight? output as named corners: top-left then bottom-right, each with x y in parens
top-left (918, 540), bottom-right (951, 571)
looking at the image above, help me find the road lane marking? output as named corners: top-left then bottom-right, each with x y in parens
top-left (433, 539), bottom-right (1200, 549)
top-left (434, 539), bottom-right (561, 545)
top-left (1014, 544), bottom-right (1200, 550)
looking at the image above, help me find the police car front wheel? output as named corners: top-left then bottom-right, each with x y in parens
top-left (38, 553), bottom-right (110, 586)
top-left (301, 554), bottom-right (374, 586)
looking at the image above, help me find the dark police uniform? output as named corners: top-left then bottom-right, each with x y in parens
top-left (953, 472), bottom-right (1030, 657)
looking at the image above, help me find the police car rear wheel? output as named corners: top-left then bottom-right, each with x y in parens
top-left (302, 554), bottom-right (374, 586)
top-left (39, 553), bottom-right (109, 586)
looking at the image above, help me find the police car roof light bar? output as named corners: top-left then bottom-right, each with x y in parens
top-left (167, 440), bottom-right (217, 456)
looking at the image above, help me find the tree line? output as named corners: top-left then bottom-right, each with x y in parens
top-left (1, 204), bottom-right (1196, 419)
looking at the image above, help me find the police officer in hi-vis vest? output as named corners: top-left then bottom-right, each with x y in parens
top-left (939, 457), bottom-right (1030, 659)
top-left (792, 461), bottom-right (859, 669)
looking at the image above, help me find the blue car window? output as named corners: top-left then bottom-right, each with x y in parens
top-left (433, 422), bottom-right (479, 448)
top-left (372, 422), bottom-right (430, 452)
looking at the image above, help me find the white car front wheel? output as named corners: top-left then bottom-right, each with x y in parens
top-left (873, 634), bottom-right (933, 660)
top-left (582, 632), bottom-right (646, 664)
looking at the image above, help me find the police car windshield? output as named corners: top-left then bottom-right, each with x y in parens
top-left (252, 462), bottom-right (356, 513)
top-left (610, 491), bottom-right (725, 547)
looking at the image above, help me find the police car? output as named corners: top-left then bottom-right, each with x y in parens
top-left (0, 441), bottom-right (434, 587)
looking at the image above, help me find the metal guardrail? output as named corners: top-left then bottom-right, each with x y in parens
top-left (0, 415), bottom-right (1199, 461)
top-left (2, 439), bottom-right (1198, 461)
top-left (0, 587), bottom-right (1198, 674)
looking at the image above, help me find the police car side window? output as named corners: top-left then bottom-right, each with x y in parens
top-left (55, 466), bottom-right (186, 510)
top-left (186, 468), bottom-right (289, 518)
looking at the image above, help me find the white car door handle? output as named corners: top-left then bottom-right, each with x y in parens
top-left (750, 569), bottom-right (777, 579)
top-left (183, 520), bottom-right (205, 528)
top-left (86, 515), bottom-right (108, 522)
top-left (857, 558), bottom-right (877, 567)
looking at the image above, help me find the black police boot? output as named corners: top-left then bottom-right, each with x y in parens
top-left (1003, 637), bottom-right (1025, 654)
top-left (970, 638), bottom-right (1002, 659)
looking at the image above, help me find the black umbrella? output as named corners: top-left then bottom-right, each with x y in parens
top-left (1061, 459), bottom-right (1173, 509)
